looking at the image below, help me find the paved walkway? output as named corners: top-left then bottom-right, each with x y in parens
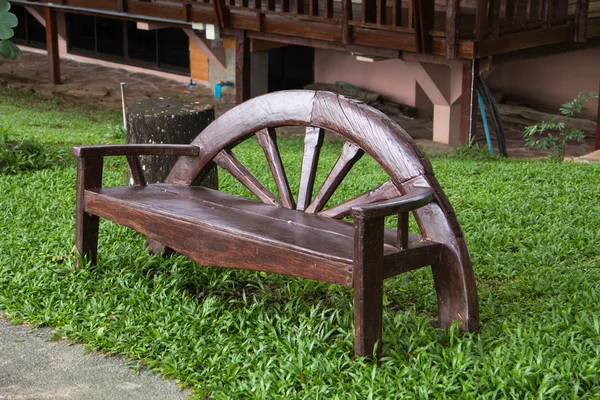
top-left (0, 315), bottom-right (190, 400)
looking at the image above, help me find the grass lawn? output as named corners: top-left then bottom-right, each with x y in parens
top-left (1, 87), bottom-right (600, 399)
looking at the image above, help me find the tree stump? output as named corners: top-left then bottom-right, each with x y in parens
top-left (126, 97), bottom-right (217, 255)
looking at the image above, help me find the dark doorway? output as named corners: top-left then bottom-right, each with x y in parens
top-left (268, 46), bottom-right (314, 92)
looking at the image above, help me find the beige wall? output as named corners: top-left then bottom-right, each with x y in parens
top-left (314, 49), bottom-right (417, 106)
top-left (486, 48), bottom-right (600, 118)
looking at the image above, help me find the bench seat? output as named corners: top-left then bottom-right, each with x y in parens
top-left (84, 184), bottom-right (442, 287)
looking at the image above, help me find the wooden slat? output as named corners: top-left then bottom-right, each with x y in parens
top-left (75, 157), bottom-right (103, 266)
top-left (376, 0), bottom-right (386, 25)
top-left (297, 127), bottom-right (324, 211)
top-left (126, 155), bottom-right (147, 187)
top-left (574, 0), bottom-right (590, 40)
top-left (544, 0), bottom-right (555, 25)
top-left (382, 239), bottom-right (443, 278)
top-left (397, 212), bottom-right (409, 249)
top-left (72, 144), bottom-right (200, 158)
top-left (362, 0), bottom-right (377, 22)
top-left (305, 142), bottom-right (364, 214)
top-left (392, 0), bottom-right (401, 26)
top-left (445, 0), bottom-right (459, 57)
top-left (295, 0), bottom-right (304, 14)
top-left (491, 0), bottom-right (501, 37)
top-left (255, 128), bottom-right (296, 209)
top-left (318, 180), bottom-right (400, 219)
top-left (309, 0), bottom-right (319, 16)
top-left (325, 0), bottom-right (333, 18)
top-left (213, 149), bottom-right (281, 206)
top-left (414, 0), bottom-right (435, 52)
top-left (475, 0), bottom-right (490, 41)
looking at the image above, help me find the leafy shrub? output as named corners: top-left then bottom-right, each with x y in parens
top-left (523, 92), bottom-right (598, 161)
top-left (0, 128), bottom-right (64, 174)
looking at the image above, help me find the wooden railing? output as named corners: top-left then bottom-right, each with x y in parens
top-left (11, 0), bottom-right (598, 58)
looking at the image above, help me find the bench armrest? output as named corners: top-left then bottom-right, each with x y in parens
top-left (350, 187), bottom-right (434, 219)
top-left (72, 144), bottom-right (200, 158)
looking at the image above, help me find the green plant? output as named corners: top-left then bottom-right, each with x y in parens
top-left (0, 129), bottom-right (65, 174)
top-left (524, 92), bottom-right (599, 161)
top-left (0, 0), bottom-right (20, 60)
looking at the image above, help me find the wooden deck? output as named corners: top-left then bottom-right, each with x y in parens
top-left (10, 0), bottom-right (600, 59)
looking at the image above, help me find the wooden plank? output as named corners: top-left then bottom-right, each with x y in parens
top-left (475, 0), bottom-right (490, 41)
top-left (476, 25), bottom-right (573, 56)
top-left (445, 0), bottom-right (459, 57)
top-left (392, 0), bottom-right (402, 26)
top-left (309, 0), bottom-right (319, 16)
top-left (44, 7), bottom-right (60, 85)
top-left (72, 144), bottom-right (200, 158)
top-left (574, 0), bottom-right (590, 41)
top-left (414, 0), bottom-right (435, 52)
top-left (256, 128), bottom-right (296, 209)
top-left (235, 29), bottom-right (250, 104)
top-left (213, 149), bottom-right (281, 206)
top-left (325, 0), bottom-right (333, 18)
top-left (261, 15), bottom-right (343, 41)
top-left (382, 239), bottom-right (443, 278)
top-left (376, 0), bottom-right (386, 25)
top-left (352, 26), bottom-right (419, 51)
top-left (353, 215), bottom-right (384, 357)
top-left (318, 181), bottom-right (400, 219)
top-left (75, 157), bottom-right (103, 266)
top-left (85, 186), bottom-right (355, 286)
top-left (305, 141), bottom-right (364, 214)
top-left (297, 127), bottom-right (324, 212)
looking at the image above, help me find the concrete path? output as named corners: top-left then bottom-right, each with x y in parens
top-left (0, 315), bottom-right (190, 400)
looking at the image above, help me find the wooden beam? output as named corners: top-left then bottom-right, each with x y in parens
top-left (44, 6), bottom-right (60, 85)
top-left (184, 29), bottom-right (226, 69)
top-left (445, 0), bottom-right (459, 58)
top-left (573, 0), bottom-right (590, 42)
top-left (235, 29), bottom-right (250, 104)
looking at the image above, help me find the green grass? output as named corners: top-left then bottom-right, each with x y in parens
top-left (1, 86), bottom-right (600, 398)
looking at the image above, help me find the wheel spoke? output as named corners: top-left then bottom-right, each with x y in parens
top-left (256, 128), bottom-right (295, 209)
top-left (305, 141), bottom-right (364, 214)
top-left (213, 149), bottom-right (281, 206)
top-left (297, 127), bottom-right (324, 211)
top-left (318, 180), bottom-right (400, 219)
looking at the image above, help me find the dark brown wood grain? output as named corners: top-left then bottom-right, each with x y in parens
top-left (256, 128), bottom-right (296, 209)
top-left (213, 149), bottom-right (282, 206)
top-left (126, 155), bottom-right (146, 187)
top-left (75, 157), bottom-right (103, 266)
top-left (297, 127), bottom-right (324, 212)
top-left (73, 90), bottom-right (479, 358)
top-left (353, 215), bottom-right (384, 357)
top-left (72, 144), bottom-right (200, 158)
top-left (305, 141), bottom-right (364, 214)
top-left (318, 180), bottom-right (400, 219)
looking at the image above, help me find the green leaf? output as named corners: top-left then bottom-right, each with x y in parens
top-left (0, 0), bottom-right (10, 13)
top-left (0, 10), bottom-right (17, 28)
top-left (0, 25), bottom-right (13, 40)
top-left (0, 39), bottom-right (19, 60)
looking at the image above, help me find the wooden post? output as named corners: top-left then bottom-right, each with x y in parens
top-left (445, 0), bottom-right (459, 58)
top-left (75, 157), bottom-right (103, 266)
top-left (460, 60), bottom-right (477, 144)
top-left (353, 216), bottom-right (384, 357)
top-left (236, 29), bottom-right (250, 105)
top-left (44, 7), bottom-right (60, 85)
top-left (574, 0), bottom-right (590, 42)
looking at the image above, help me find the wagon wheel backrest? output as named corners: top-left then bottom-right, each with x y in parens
top-left (168, 90), bottom-right (479, 331)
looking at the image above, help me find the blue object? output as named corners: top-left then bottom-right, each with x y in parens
top-left (214, 81), bottom-right (234, 98)
top-left (478, 92), bottom-right (494, 155)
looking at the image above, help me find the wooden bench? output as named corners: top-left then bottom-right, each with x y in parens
top-left (73, 90), bottom-right (479, 357)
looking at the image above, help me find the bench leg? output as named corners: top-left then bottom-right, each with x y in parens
top-left (353, 216), bottom-right (384, 357)
top-left (75, 157), bottom-right (103, 266)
